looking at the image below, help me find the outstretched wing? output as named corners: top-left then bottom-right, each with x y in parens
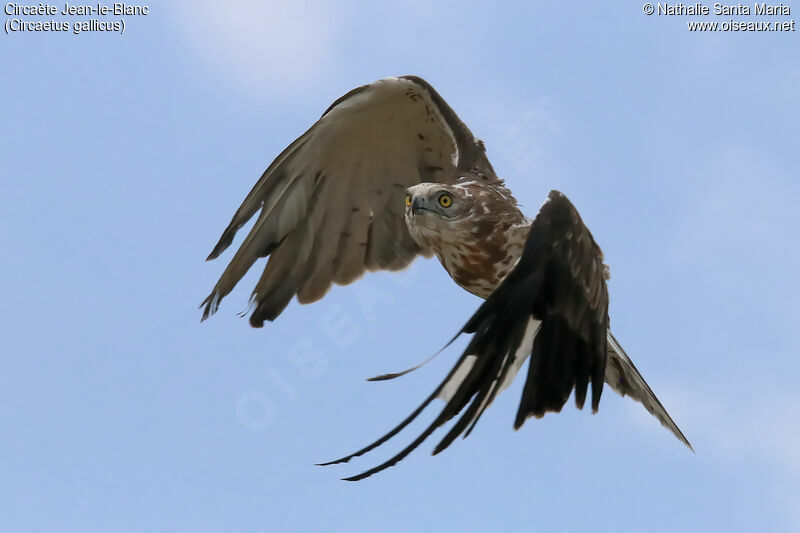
top-left (321, 190), bottom-right (611, 480)
top-left (202, 76), bottom-right (495, 327)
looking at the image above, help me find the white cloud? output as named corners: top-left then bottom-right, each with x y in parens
top-left (168, 0), bottom-right (350, 101)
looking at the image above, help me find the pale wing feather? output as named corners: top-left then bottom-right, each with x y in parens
top-left (205, 134), bottom-right (313, 262)
top-left (203, 76), bottom-right (494, 326)
top-left (295, 176), bottom-right (353, 303)
top-left (437, 318), bottom-right (541, 403)
top-left (202, 171), bottom-right (314, 316)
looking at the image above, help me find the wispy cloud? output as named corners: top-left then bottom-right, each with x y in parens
top-left (619, 376), bottom-right (800, 529)
top-left (649, 383), bottom-right (800, 473)
top-left (169, 0), bottom-right (350, 101)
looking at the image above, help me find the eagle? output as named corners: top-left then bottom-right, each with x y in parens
top-left (201, 76), bottom-right (692, 480)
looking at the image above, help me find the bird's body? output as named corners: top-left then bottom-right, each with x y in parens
top-left (202, 75), bottom-right (691, 480)
top-left (404, 177), bottom-right (531, 298)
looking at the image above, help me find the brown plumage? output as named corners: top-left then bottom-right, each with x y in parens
top-left (202, 76), bottom-right (691, 480)
top-left (403, 177), bottom-right (531, 298)
top-left (202, 77), bottom-right (498, 325)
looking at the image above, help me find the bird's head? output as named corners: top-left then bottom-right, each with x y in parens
top-left (403, 181), bottom-right (480, 250)
top-left (404, 178), bottom-right (525, 252)
top-left (404, 183), bottom-right (474, 225)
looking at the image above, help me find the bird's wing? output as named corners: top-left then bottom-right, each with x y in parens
top-left (605, 332), bottom-right (692, 449)
top-left (321, 190), bottom-right (611, 480)
top-left (202, 76), bottom-right (495, 326)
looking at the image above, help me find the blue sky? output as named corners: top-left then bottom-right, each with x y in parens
top-left (2, 2), bottom-right (799, 531)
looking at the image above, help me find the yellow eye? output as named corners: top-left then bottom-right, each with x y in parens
top-left (438, 194), bottom-right (452, 208)
top-left (405, 194), bottom-right (412, 207)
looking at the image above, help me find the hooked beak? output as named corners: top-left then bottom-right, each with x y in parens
top-left (411, 197), bottom-right (430, 214)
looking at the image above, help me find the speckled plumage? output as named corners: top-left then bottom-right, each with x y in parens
top-left (405, 177), bottom-right (531, 298)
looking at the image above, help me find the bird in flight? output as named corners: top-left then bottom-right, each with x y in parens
top-left (202, 76), bottom-right (692, 480)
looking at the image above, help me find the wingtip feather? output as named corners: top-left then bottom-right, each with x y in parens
top-left (199, 292), bottom-right (221, 322)
top-left (206, 233), bottom-right (235, 261)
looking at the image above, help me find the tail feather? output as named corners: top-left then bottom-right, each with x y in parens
top-left (605, 332), bottom-right (693, 450)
